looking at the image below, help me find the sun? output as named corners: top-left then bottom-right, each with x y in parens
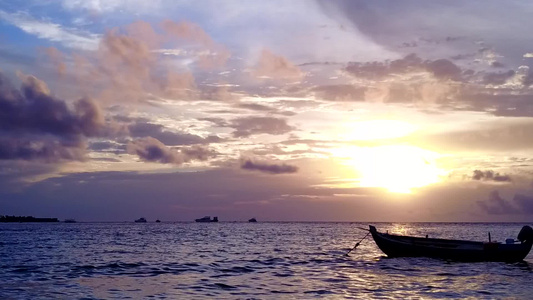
top-left (331, 119), bottom-right (445, 193)
top-left (350, 145), bottom-right (444, 193)
top-left (332, 145), bottom-right (444, 193)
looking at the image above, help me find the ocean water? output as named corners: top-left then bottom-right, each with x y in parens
top-left (1, 222), bottom-right (532, 299)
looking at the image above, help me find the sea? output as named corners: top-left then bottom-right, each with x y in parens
top-left (1, 222), bottom-right (532, 299)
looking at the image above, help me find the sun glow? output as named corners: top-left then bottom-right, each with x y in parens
top-left (333, 145), bottom-right (445, 193)
top-left (342, 120), bottom-right (417, 140)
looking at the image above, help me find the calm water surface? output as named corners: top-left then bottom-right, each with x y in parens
top-left (1, 222), bottom-right (532, 299)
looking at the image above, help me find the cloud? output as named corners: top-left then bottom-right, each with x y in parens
top-left (477, 190), bottom-right (533, 215)
top-left (127, 137), bottom-right (214, 164)
top-left (160, 19), bottom-right (230, 69)
top-left (472, 170), bottom-right (511, 182)
top-left (236, 102), bottom-right (295, 116)
top-left (1, 73), bottom-right (105, 138)
top-left (482, 70), bottom-right (515, 85)
top-left (0, 10), bottom-right (99, 50)
top-left (425, 59), bottom-right (462, 81)
top-left (128, 121), bottom-right (222, 146)
top-left (253, 49), bottom-right (303, 80)
top-left (345, 54), bottom-right (462, 81)
top-left (0, 72), bottom-right (110, 162)
top-left (61, 0), bottom-right (159, 14)
top-left (241, 159), bottom-right (298, 174)
top-left (410, 120), bottom-right (533, 152)
top-left (88, 141), bottom-right (119, 151)
top-left (43, 20), bottom-right (229, 103)
top-left (230, 116), bottom-right (294, 138)
top-left (0, 138), bottom-right (86, 162)
top-left (317, 0), bottom-right (533, 68)
top-left (312, 84), bottom-right (366, 102)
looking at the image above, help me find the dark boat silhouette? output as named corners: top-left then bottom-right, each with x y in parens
top-left (195, 216), bottom-right (218, 223)
top-left (156, 219), bottom-right (161, 223)
top-left (135, 217), bottom-right (147, 223)
top-left (248, 218), bottom-right (257, 223)
top-left (369, 225), bottom-right (533, 262)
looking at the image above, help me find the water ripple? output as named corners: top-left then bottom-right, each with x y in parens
top-left (1, 222), bottom-right (533, 299)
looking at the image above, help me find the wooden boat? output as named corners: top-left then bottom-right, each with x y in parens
top-left (369, 225), bottom-right (533, 262)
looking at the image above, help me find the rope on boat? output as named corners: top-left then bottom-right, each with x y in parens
top-left (345, 231), bottom-right (371, 256)
top-left (354, 226), bottom-right (370, 232)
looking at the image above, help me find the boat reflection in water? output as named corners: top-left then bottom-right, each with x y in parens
top-left (195, 216), bottom-right (218, 223)
top-left (369, 225), bottom-right (533, 262)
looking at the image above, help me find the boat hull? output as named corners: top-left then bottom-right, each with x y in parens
top-left (369, 225), bottom-right (532, 262)
top-left (195, 216), bottom-right (218, 222)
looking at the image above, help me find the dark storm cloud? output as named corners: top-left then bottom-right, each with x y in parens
top-left (472, 170), bottom-right (511, 182)
top-left (0, 74), bottom-right (104, 139)
top-left (127, 137), bottom-right (214, 164)
top-left (0, 72), bottom-right (110, 162)
top-left (240, 159), bottom-right (298, 174)
top-left (230, 117), bottom-right (294, 138)
top-left (477, 190), bottom-right (533, 215)
top-left (128, 121), bottom-right (222, 146)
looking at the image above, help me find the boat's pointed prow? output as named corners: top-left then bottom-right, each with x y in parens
top-left (518, 225), bottom-right (533, 244)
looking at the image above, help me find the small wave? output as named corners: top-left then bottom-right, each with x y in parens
top-left (304, 289), bottom-right (334, 295)
top-left (212, 283), bottom-right (237, 290)
top-left (219, 266), bottom-right (255, 273)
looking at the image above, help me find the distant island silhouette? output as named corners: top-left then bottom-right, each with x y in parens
top-left (0, 215), bottom-right (59, 223)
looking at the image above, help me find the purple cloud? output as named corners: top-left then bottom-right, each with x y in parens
top-left (127, 137), bottom-right (214, 164)
top-left (128, 121), bottom-right (222, 146)
top-left (478, 190), bottom-right (533, 215)
top-left (230, 117), bottom-right (294, 138)
top-left (0, 72), bottom-right (107, 162)
top-left (241, 159), bottom-right (298, 174)
top-left (472, 170), bottom-right (511, 182)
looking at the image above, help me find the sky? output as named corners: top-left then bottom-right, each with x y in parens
top-left (1, 0), bottom-right (533, 222)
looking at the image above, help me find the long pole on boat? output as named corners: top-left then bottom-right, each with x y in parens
top-left (345, 231), bottom-right (371, 256)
